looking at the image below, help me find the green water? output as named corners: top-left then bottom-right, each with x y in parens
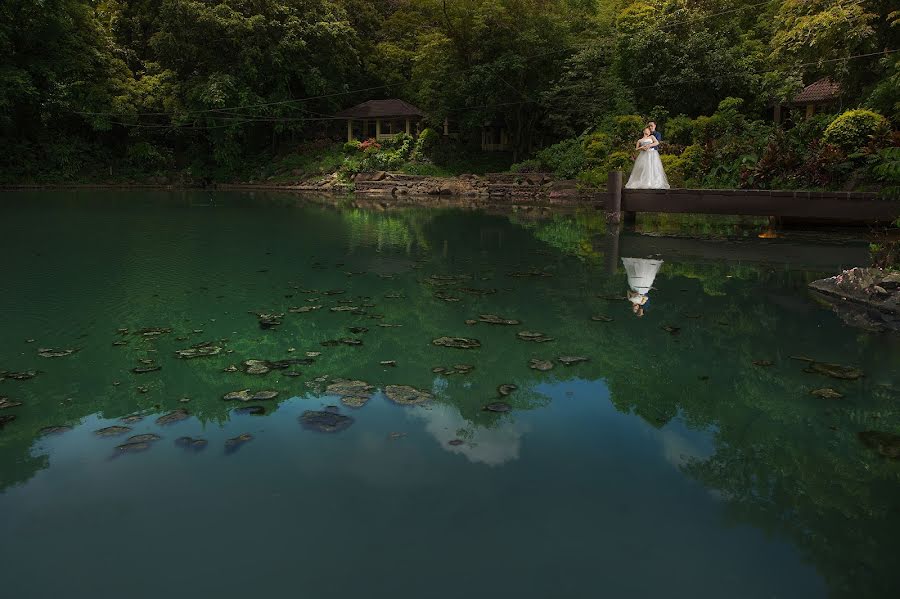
top-left (1, 191), bottom-right (898, 598)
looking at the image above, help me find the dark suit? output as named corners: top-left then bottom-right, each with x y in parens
top-left (651, 130), bottom-right (661, 150)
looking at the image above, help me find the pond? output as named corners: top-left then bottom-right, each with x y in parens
top-left (1, 191), bottom-right (898, 598)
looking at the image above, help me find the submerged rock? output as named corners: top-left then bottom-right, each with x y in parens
top-left (508, 270), bottom-right (552, 278)
top-left (175, 436), bottom-right (208, 451)
top-left (497, 384), bottom-right (518, 397)
top-left (326, 379), bottom-right (375, 397)
top-left (253, 312), bottom-right (284, 330)
top-left (516, 331), bottom-right (553, 343)
top-left (384, 385), bottom-right (433, 405)
top-left (805, 361), bottom-right (864, 380)
top-left (94, 425), bottom-right (132, 437)
top-left (810, 388), bottom-right (844, 399)
top-left (233, 405), bottom-right (265, 415)
top-left (156, 409), bottom-right (190, 425)
top-left (340, 395), bottom-right (371, 408)
top-left (591, 315), bottom-right (614, 322)
top-left (244, 359), bottom-right (270, 375)
top-left (119, 414), bottom-right (144, 424)
top-left (288, 305), bottom-right (322, 313)
top-left (432, 336), bottom-right (481, 349)
top-left (300, 410), bottom-right (354, 433)
top-left (330, 306), bottom-right (360, 312)
top-left (135, 327), bottom-right (171, 337)
top-left (126, 433), bottom-right (161, 443)
top-left (223, 389), bottom-right (278, 402)
top-left (131, 365), bottom-right (162, 374)
top-left (388, 432), bottom-right (406, 440)
top-left (225, 433), bottom-right (253, 454)
top-left (0, 397), bottom-right (23, 410)
top-left (115, 441), bottom-right (151, 454)
top-left (380, 360), bottom-right (397, 367)
top-left (483, 401), bottom-right (512, 413)
top-left (347, 327), bottom-right (369, 334)
top-left (857, 430), bottom-right (900, 459)
top-left (175, 342), bottom-right (222, 359)
top-left (529, 359), bottom-right (554, 371)
top-left (448, 439), bottom-right (465, 446)
top-left (0, 414), bottom-right (15, 428)
top-left (661, 325), bottom-right (681, 335)
top-left (2, 370), bottom-right (39, 381)
top-left (479, 314), bottom-right (521, 326)
top-left (432, 364), bottom-right (475, 376)
top-left (558, 356), bottom-right (589, 366)
top-left (433, 290), bottom-right (461, 302)
top-left (38, 425), bottom-right (72, 436)
top-left (37, 348), bottom-right (78, 358)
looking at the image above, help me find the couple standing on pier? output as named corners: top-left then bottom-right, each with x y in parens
top-left (626, 121), bottom-right (670, 190)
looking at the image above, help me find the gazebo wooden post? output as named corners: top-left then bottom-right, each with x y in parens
top-left (376, 119), bottom-right (381, 138)
top-left (405, 118), bottom-right (411, 135)
top-left (346, 119), bottom-right (353, 143)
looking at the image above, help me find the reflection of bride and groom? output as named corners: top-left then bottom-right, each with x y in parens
top-left (622, 256), bottom-right (663, 317)
top-left (625, 121), bottom-right (670, 190)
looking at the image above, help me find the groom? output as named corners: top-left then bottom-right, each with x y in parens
top-left (648, 121), bottom-right (661, 150)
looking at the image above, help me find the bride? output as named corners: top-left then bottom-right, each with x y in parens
top-left (625, 127), bottom-right (669, 189)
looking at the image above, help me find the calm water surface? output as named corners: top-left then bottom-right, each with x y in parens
top-left (1, 191), bottom-right (898, 598)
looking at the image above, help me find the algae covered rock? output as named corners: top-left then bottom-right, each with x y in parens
top-left (384, 385), bottom-right (433, 405)
top-left (432, 336), bottom-right (481, 349)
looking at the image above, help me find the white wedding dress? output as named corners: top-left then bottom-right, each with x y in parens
top-left (625, 138), bottom-right (669, 189)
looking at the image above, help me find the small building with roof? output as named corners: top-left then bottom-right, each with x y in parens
top-left (335, 99), bottom-right (427, 142)
top-left (775, 78), bottom-right (843, 122)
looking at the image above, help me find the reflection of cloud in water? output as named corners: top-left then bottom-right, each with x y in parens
top-left (659, 427), bottom-right (714, 469)
top-left (411, 403), bottom-right (530, 466)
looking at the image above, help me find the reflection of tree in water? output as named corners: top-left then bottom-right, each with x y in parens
top-left (512, 211), bottom-right (606, 262)
top-left (342, 208), bottom-right (433, 253)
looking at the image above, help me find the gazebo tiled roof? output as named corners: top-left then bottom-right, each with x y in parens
top-left (335, 99), bottom-right (426, 119)
top-left (793, 78), bottom-right (842, 104)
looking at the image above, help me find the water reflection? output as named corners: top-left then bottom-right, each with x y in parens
top-left (622, 256), bottom-right (663, 317)
top-left (412, 403), bottom-right (529, 466)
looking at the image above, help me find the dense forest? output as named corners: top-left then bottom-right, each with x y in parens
top-left (1, 0), bottom-right (899, 189)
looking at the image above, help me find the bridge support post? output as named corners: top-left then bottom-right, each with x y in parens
top-left (604, 222), bottom-right (621, 275)
top-left (605, 170), bottom-right (623, 223)
top-left (606, 170), bottom-right (636, 224)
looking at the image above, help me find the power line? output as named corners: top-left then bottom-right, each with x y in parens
top-left (101, 48), bottom-right (896, 131)
top-left (76, 0), bottom-right (775, 119)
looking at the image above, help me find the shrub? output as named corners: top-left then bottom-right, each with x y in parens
top-left (664, 115), bottom-right (694, 147)
top-left (343, 140), bottom-right (361, 153)
top-left (605, 150), bottom-right (634, 173)
top-left (536, 138), bottom-right (585, 179)
top-left (823, 109), bottom-right (891, 153)
top-left (411, 128), bottom-right (438, 160)
top-left (611, 115), bottom-right (646, 146)
top-left (582, 131), bottom-right (612, 166)
top-left (126, 142), bottom-right (170, 171)
top-left (679, 144), bottom-right (705, 182)
top-left (660, 154), bottom-right (685, 187)
top-left (871, 146), bottom-right (900, 199)
top-left (510, 158), bottom-right (543, 173)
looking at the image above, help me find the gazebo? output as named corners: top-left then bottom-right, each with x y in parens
top-left (336, 99), bottom-right (427, 142)
top-left (786, 78), bottom-right (842, 121)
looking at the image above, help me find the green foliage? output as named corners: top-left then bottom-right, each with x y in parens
top-left (664, 115), bottom-right (694, 147)
top-left (535, 138), bottom-right (585, 179)
top-left (871, 146), bottom-right (900, 199)
top-left (611, 115), bottom-right (647, 146)
top-left (410, 127), bottom-right (438, 161)
top-left (822, 109), bottom-right (891, 153)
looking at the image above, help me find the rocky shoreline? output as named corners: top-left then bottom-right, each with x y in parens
top-left (809, 267), bottom-right (900, 332)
